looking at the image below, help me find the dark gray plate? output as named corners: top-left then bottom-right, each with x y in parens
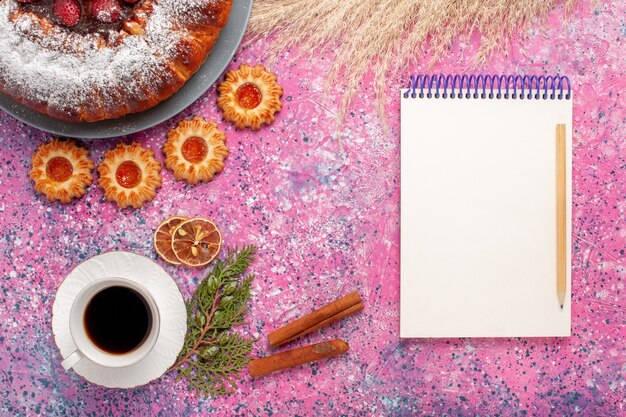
top-left (0, 0), bottom-right (252, 139)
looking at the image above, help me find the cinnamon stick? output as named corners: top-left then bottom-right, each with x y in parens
top-left (268, 291), bottom-right (363, 347)
top-left (248, 339), bottom-right (349, 377)
top-left (278, 302), bottom-right (363, 345)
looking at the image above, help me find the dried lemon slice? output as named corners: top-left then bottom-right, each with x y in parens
top-left (171, 218), bottom-right (222, 267)
top-left (154, 216), bottom-right (188, 265)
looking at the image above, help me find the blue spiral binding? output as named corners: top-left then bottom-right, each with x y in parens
top-left (404, 74), bottom-right (571, 100)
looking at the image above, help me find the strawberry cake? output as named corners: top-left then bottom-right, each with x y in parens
top-left (0, 0), bottom-right (232, 122)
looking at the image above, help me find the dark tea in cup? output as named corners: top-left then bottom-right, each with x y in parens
top-left (83, 286), bottom-right (152, 354)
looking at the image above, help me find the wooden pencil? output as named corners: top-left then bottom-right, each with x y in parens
top-left (556, 123), bottom-right (567, 308)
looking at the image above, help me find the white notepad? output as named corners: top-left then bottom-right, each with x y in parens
top-left (400, 75), bottom-right (572, 338)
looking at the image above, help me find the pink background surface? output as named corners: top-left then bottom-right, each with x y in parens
top-left (1, 0), bottom-right (625, 415)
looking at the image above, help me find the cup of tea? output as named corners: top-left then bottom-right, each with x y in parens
top-left (61, 277), bottom-right (161, 370)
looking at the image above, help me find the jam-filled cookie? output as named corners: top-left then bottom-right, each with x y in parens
top-left (163, 116), bottom-right (229, 185)
top-left (98, 143), bottom-right (162, 209)
top-left (217, 64), bottom-right (283, 130)
top-left (30, 139), bottom-right (94, 203)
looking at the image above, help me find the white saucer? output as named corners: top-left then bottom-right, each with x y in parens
top-left (52, 251), bottom-right (187, 388)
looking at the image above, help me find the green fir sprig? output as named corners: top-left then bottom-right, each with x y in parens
top-left (171, 245), bottom-right (257, 397)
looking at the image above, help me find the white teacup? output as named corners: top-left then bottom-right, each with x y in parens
top-left (61, 277), bottom-right (160, 370)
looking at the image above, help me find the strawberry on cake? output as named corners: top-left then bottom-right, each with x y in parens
top-left (0, 0), bottom-right (232, 122)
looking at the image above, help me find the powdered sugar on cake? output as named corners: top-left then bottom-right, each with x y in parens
top-left (0, 0), bottom-right (223, 121)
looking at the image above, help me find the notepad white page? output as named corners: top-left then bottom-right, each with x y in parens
top-left (400, 91), bottom-right (572, 338)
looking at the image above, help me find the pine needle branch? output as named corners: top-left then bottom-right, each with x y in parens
top-left (170, 245), bottom-right (257, 397)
